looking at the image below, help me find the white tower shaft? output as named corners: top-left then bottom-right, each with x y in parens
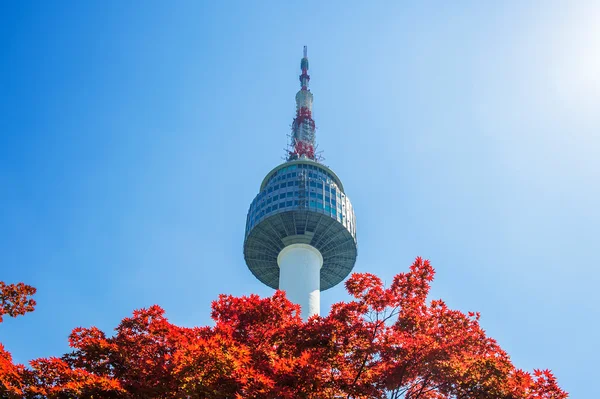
top-left (277, 244), bottom-right (323, 320)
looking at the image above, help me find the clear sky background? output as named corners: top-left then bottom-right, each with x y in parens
top-left (1, 1), bottom-right (598, 397)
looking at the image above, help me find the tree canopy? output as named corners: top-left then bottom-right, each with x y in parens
top-left (0, 258), bottom-right (567, 398)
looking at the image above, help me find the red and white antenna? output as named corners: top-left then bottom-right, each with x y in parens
top-left (288, 46), bottom-right (317, 161)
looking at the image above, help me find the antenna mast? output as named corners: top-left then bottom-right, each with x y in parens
top-left (288, 46), bottom-right (317, 161)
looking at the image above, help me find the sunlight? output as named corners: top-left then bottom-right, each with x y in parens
top-left (550, 4), bottom-right (600, 108)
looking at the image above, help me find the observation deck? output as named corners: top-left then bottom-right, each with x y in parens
top-left (244, 158), bottom-right (357, 291)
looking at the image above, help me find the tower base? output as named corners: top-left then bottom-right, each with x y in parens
top-left (277, 244), bottom-right (323, 320)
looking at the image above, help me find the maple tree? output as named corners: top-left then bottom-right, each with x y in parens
top-left (1, 258), bottom-right (567, 398)
top-left (0, 282), bottom-right (36, 397)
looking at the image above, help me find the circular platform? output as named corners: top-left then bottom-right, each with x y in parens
top-left (244, 160), bottom-right (357, 291)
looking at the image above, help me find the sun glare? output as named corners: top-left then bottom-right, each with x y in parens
top-left (551, 4), bottom-right (600, 108)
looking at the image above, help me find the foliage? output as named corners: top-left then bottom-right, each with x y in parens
top-left (1, 282), bottom-right (36, 397)
top-left (0, 258), bottom-right (567, 398)
top-left (0, 282), bottom-right (36, 323)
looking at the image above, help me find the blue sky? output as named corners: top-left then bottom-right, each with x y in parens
top-left (1, 1), bottom-right (598, 396)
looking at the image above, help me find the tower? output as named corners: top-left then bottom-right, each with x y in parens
top-left (243, 47), bottom-right (357, 319)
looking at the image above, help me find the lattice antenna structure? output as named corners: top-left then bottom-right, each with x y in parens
top-left (287, 46), bottom-right (318, 162)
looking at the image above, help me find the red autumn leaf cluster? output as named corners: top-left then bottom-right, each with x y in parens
top-left (0, 282), bottom-right (36, 323)
top-left (1, 258), bottom-right (567, 398)
top-left (1, 281), bottom-right (36, 395)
